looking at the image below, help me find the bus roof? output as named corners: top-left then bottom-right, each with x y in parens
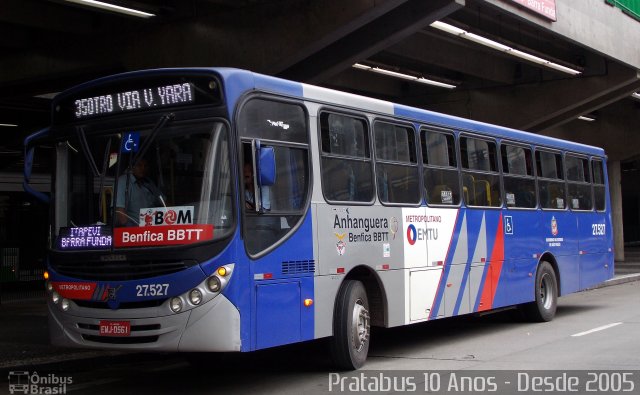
top-left (54, 67), bottom-right (605, 158)
top-left (242, 68), bottom-right (604, 158)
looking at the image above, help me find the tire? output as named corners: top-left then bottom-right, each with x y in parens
top-left (522, 261), bottom-right (558, 322)
top-left (330, 280), bottom-right (370, 370)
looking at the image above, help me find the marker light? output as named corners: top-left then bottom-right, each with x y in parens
top-left (170, 297), bottom-right (183, 313)
top-left (64, 0), bottom-right (155, 18)
top-left (217, 267), bottom-right (228, 277)
top-left (52, 292), bottom-right (60, 304)
top-left (207, 276), bottom-right (221, 293)
top-left (61, 299), bottom-right (70, 311)
top-left (304, 298), bottom-right (314, 307)
top-left (430, 21), bottom-right (582, 75)
top-left (44, 271), bottom-right (50, 280)
top-left (189, 289), bottom-right (203, 305)
top-left (352, 63), bottom-right (457, 89)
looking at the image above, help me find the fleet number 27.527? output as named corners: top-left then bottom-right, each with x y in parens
top-left (136, 284), bottom-right (169, 297)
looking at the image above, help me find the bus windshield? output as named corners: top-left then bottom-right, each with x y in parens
top-left (54, 119), bottom-right (233, 250)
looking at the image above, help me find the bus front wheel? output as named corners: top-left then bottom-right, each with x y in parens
top-left (522, 261), bottom-right (558, 322)
top-left (330, 280), bottom-right (370, 370)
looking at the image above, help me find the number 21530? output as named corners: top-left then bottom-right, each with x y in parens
top-left (592, 224), bottom-right (606, 236)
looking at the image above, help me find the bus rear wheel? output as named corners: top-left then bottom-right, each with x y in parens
top-left (330, 280), bottom-right (370, 370)
top-left (522, 261), bottom-right (558, 322)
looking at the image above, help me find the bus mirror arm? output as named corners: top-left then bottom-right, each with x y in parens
top-left (23, 127), bottom-right (51, 204)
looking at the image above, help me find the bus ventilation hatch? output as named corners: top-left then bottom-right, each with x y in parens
top-left (281, 260), bottom-right (315, 275)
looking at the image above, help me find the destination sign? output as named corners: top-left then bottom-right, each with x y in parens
top-left (73, 83), bottom-right (194, 119)
top-left (58, 226), bottom-right (112, 250)
top-left (53, 73), bottom-right (223, 125)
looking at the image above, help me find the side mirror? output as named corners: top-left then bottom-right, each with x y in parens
top-left (23, 128), bottom-right (50, 204)
top-left (257, 146), bottom-right (276, 187)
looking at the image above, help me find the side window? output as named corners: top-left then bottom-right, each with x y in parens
top-left (536, 150), bottom-right (566, 209)
top-left (374, 121), bottom-right (420, 204)
top-left (421, 129), bottom-right (460, 205)
top-left (460, 136), bottom-right (501, 207)
top-left (320, 112), bottom-right (373, 203)
top-left (566, 155), bottom-right (593, 211)
top-left (238, 98), bottom-right (309, 256)
top-left (501, 144), bottom-right (536, 208)
top-left (592, 159), bottom-right (606, 211)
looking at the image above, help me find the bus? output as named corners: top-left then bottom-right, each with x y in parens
top-left (24, 68), bottom-right (613, 369)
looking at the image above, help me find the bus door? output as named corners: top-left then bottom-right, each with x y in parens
top-left (237, 97), bottom-right (313, 350)
top-left (575, 158), bottom-right (612, 288)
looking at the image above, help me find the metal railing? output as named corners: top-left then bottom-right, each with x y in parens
top-left (1, 248), bottom-right (45, 304)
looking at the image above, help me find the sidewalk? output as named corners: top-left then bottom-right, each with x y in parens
top-left (1, 266), bottom-right (639, 372)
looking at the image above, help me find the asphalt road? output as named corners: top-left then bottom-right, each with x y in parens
top-left (1, 281), bottom-right (638, 395)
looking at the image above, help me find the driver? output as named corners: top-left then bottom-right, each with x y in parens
top-left (115, 158), bottom-right (163, 226)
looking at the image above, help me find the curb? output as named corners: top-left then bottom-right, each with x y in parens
top-left (591, 273), bottom-right (640, 289)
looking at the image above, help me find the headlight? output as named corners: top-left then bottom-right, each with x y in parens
top-left (207, 276), bottom-right (221, 293)
top-left (189, 289), bottom-right (203, 305)
top-left (45, 281), bottom-right (53, 293)
top-left (170, 297), bottom-right (183, 313)
top-left (61, 299), bottom-right (70, 311)
top-left (52, 291), bottom-right (60, 304)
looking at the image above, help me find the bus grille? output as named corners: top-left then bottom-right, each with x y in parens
top-left (74, 299), bottom-right (166, 309)
top-left (281, 260), bottom-right (315, 275)
top-left (52, 259), bottom-right (195, 281)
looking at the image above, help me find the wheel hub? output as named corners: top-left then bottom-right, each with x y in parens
top-left (540, 273), bottom-right (554, 310)
top-left (351, 299), bottom-right (370, 352)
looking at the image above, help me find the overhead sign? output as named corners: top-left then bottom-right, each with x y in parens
top-left (510, 0), bottom-right (557, 21)
top-left (74, 83), bottom-right (194, 120)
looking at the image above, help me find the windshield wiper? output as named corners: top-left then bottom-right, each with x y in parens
top-left (75, 126), bottom-right (100, 177)
top-left (97, 138), bottom-right (112, 222)
top-left (132, 112), bottom-right (174, 168)
top-left (75, 127), bottom-right (113, 224)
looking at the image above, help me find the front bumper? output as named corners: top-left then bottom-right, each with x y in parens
top-left (48, 292), bottom-right (241, 352)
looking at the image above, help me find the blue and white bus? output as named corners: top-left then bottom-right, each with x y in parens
top-left (25, 68), bottom-right (613, 369)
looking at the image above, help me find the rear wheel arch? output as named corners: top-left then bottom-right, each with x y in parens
top-left (522, 259), bottom-right (559, 322)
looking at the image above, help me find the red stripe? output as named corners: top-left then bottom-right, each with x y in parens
top-left (478, 215), bottom-right (504, 312)
top-left (52, 282), bottom-right (97, 300)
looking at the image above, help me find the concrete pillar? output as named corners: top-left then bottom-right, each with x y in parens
top-left (609, 160), bottom-right (625, 262)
